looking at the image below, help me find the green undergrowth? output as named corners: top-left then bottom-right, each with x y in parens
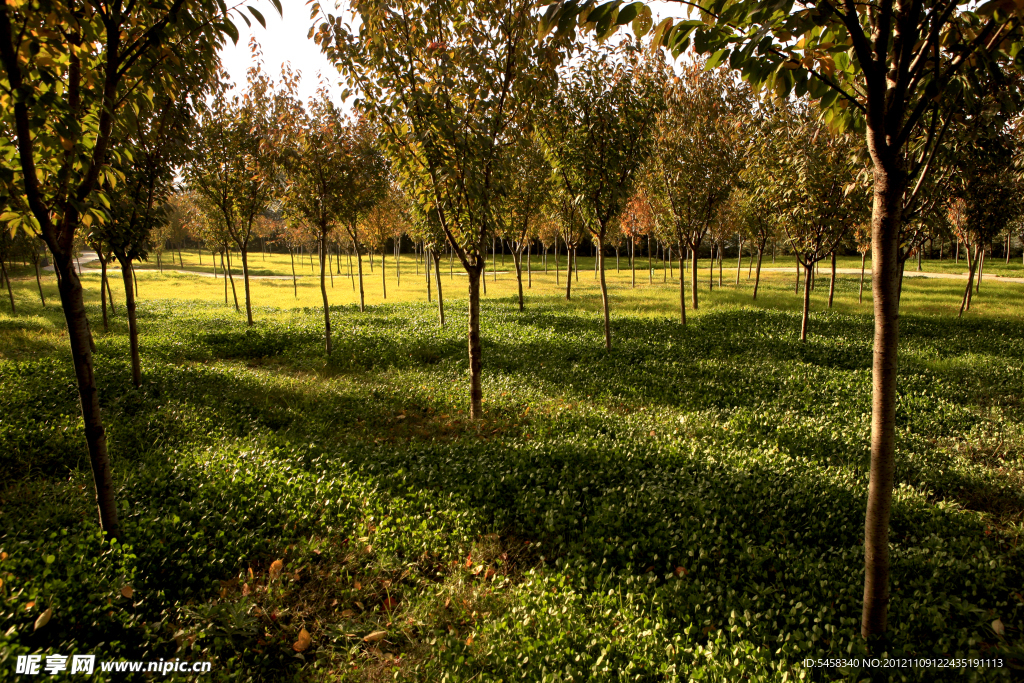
top-left (1, 295), bottom-right (1022, 682)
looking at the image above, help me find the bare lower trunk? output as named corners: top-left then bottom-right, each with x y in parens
top-left (513, 247), bottom-right (524, 311)
top-left (959, 242), bottom-right (977, 317)
top-left (717, 244), bottom-right (723, 288)
top-left (381, 250), bottom-right (387, 300)
top-left (355, 243), bottom-right (366, 312)
top-left (432, 250), bottom-right (445, 327)
top-left (240, 248), bottom-right (253, 326)
top-left (861, 162), bottom-right (905, 640)
top-left (1, 259), bottom-right (14, 313)
top-left (33, 254), bottom-right (46, 306)
top-left (828, 251), bottom-right (837, 308)
top-left (425, 247), bottom-right (432, 303)
top-left (753, 248), bottom-right (763, 300)
top-left (116, 255), bottom-right (141, 388)
top-left (976, 246), bottom-right (985, 293)
top-left (225, 251), bottom-right (239, 312)
top-left (468, 266), bottom-right (483, 419)
top-left (320, 235), bottom-right (332, 355)
top-left (53, 253), bottom-right (120, 539)
top-left (290, 249), bottom-right (297, 298)
top-left (555, 241), bottom-right (560, 285)
top-left (800, 262), bottom-right (812, 341)
top-left (598, 237), bottom-right (611, 350)
top-left (691, 247), bottom-right (699, 310)
top-left (735, 238), bottom-right (743, 285)
top-left (795, 254), bottom-right (801, 294)
top-left (100, 257), bottom-right (109, 331)
top-left (678, 254), bottom-right (686, 325)
top-left (565, 247), bottom-right (573, 300)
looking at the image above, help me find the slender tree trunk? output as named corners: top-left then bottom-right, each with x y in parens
top-left (801, 262), bottom-right (812, 341)
top-left (648, 236), bottom-right (652, 284)
top-left (565, 246), bottom-right (573, 300)
top-left (976, 245), bottom-right (985, 293)
top-left (1, 258), bottom-right (14, 313)
top-left (828, 251), bottom-right (837, 308)
top-left (555, 241), bottom-right (560, 285)
top-left (574, 247), bottom-right (579, 283)
top-left (132, 266), bottom-right (138, 298)
top-left (955, 240), bottom-right (960, 264)
top-left (319, 234), bottom-right (332, 355)
top-left (916, 246), bottom-right (922, 271)
top-left (709, 246), bottom-right (715, 291)
top-left (432, 250), bottom-right (445, 327)
top-left (467, 265), bottom-right (483, 419)
top-left (630, 239), bottom-right (636, 288)
top-left (225, 251), bottom-right (239, 312)
top-left (52, 252), bottom-right (119, 538)
top-left (100, 257), bottom-right (109, 331)
top-left (678, 254), bottom-right (686, 325)
top-left (106, 268), bottom-right (115, 316)
top-left (753, 247), bottom-right (764, 300)
top-left (239, 247), bottom-right (253, 326)
top-left (381, 249), bottom-right (387, 300)
top-left (736, 237), bottom-right (743, 285)
top-left (960, 242), bottom-right (977, 317)
top-left (33, 253), bottom-right (45, 306)
top-left (425, 246), bottom-right (432, 302)
top-left (116, 255), bottom-right (141, 388)
top-left (795, 254), bottom-right (801, 294)
top-left (513, 246), bottom-right (524, 311)
top-left (527, 242), bottom-right (532, 288)
top-left (748, 247), bottom-right (754, 278)
top-left (859, 252), bottom-right (867, 303)
top-left (691, 247), bottom-right (700, 310)
top-left (329, 247), bottom-right (334, 288)
top-left (396, 242), bottom-right (401, 286)
top-left (718, 243), bottom-right (723, 288)
top-left (290, 248), bottom-right (297, 298)
top-left (860, 161), bottom-right (905, 640)
top-left (355, 242), bottom-right (366, 312)
top-left (598, 236), bottom-right (611, 350)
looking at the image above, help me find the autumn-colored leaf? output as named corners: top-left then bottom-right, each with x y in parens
top-left (382, 596), bottom-right (398, 611)
top-left (483, 568), bottom-right (495, 581)
top-left (992, 619), bottom-right (1005, 636)
top-left (674, 566), bottom-right (688, 577)
top-left (269, 559), bottom-right (284, 580)
top-left (293, 627), bottom-right (311, 652)
top-left (364, 630), bottom-right (387, 643)
top-left (34, 607), bottom-right (51, 631)
top-left (465, 634), bottom-right (474, 646)
top-left (24, 601), bottom-right (35, 610)
top-left (242, 583), bottom-right (251, 596)
top-left (341, 609), bottom-right (355, 617)
top-left (121, 585), bottom-right (134, 599)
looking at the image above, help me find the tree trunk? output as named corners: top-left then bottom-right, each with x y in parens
top-left (1, 258), bottom-right (14, 313)
top-left (976, 245), bottom-right (985, 293)
top-left (959, 242), bottom-right (977, 317)
top-left (795, 254), bottom-right (801, 294)
top-left (33, 253), bottom-right (45, 306)
top-left (678, 253), bottom-right (686, 325)
top-left (717, 243), bottom-right (723, 288)
top-left (425, 246), bottom-right (432, 303)
top-left (828, 251), bottom-right (837, 308)
top-left (116, 255), bottom-right (141, 388)
top-left (320, 234), bottom-right (332, 355)
top-left (753, 247), bottom-right (764, 300)
top-left (800, 262), bottom-right (812, 341)
top-left (381, 249), bottom-right (387, 300)
top-left (355, 242), bottom-right (366, 312)
top-left (240, 247), bottom-right (253, 326)
top-left (860, 161), bottom-right (905, 640)
top-left (736, 237), bottom-right (743, 285)
top-left (565, 246), bottom-right (573, 300)
top-left (290, 248), bottom-right (297, 298)
top-left (598, 237), bottom-right (611, 350)
top-left (100, 256), bottom-right (109, 331)
top-left (225, 251), bottom-right (239, 312)
top-left (691, 247), bottom-right (700, 310)
top-left (648, 235), bottom-right (653, 284)
top-left (630, 239), bottom-right (636, 288)
top-left (432, 249), bottom-right (445, 327)
top-left (53, 253), bottom-right (120, 539)
top-left (467, 265), bottom-right (483, 419)
top-left (513, 246), bottom-right (524, 311)
top-left (709, 246), bottom-right (715, 291)
top-left (527, 242), bottom-right (532, 288)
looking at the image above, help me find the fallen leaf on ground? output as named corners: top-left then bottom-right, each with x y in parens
top-left (363, 630), bottom-right (387, 643)
top-left (269, 559), bottom-right (284, 581)
top-left (34, 608), bottom-right (51, 631)
top-left (293, 628), bottom-right (311, 652)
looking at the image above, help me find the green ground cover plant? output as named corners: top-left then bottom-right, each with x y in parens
top-left (0, 270), bottom-right (1022, 682)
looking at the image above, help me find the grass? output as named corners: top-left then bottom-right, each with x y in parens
top-left (0, 258), bottom-right (1022, 682)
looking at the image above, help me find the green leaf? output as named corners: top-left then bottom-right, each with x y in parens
top-left (248, 7), bottom-right (267, 29)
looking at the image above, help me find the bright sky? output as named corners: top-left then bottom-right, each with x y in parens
top-left (217, 1), bottom-right (690, 105)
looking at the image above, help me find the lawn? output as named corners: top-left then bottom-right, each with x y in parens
top-left (0, 260), bottom-right (1022, 682)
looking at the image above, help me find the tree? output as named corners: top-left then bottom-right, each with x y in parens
top-left (495, 133), bottom-right (551, 311)
top-left (186, 43), bottom-right (291, 326)
top-left (652, 59), bottom-right (747, 323)
top-left (538, 43), bottom-right (662, 349)
top-left (361, 180), bottom-right (409, 303)
top-left (0, 0), bottom-right (273, 540)
top-left (315, 0), bottom-right (562, 418)
top-left (771, 107), bottom-right (867, 340)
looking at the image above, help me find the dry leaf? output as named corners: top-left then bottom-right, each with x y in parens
top-left (992, 619), bottom-right (1005, 636)
top-left (0, 552), bottom-right (8, 561)
top-left (121, 585), bottom-right (134, 599)
top-left (444, 597), bottom-right (451, 609)
top-left (674, 567), bottom-right (688, 577)
top-left (34, 607), bottom-right (51, 631)
top-left (292, 571), bottom-right (301, 581)
top-left (465, 634), bottom-right (474, 646)
top-left (0, 578), bottom-right (4, 589)
top-left (242, 583), bottom-right (251, 596)
top-left (248, 567), bottom-right (254, 580)
top-left (354, 581), bottom-right (362, 590)
top-left (269, 559), bottom-right (284, 581)
top-left (363, 630), bottom-right (387, 643)
top-left (292, 627), bottom-right (311, 652)
top-left (341, 609), bottom-right (355, 617)
top-left (24, 601), bottom-right (35, 610)
top-left (355, 601), bottom-right (365, 610)
top-left (483, 568), bottom-right (495, 581)
top-left (382, 597), bottom-right (398, 611)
